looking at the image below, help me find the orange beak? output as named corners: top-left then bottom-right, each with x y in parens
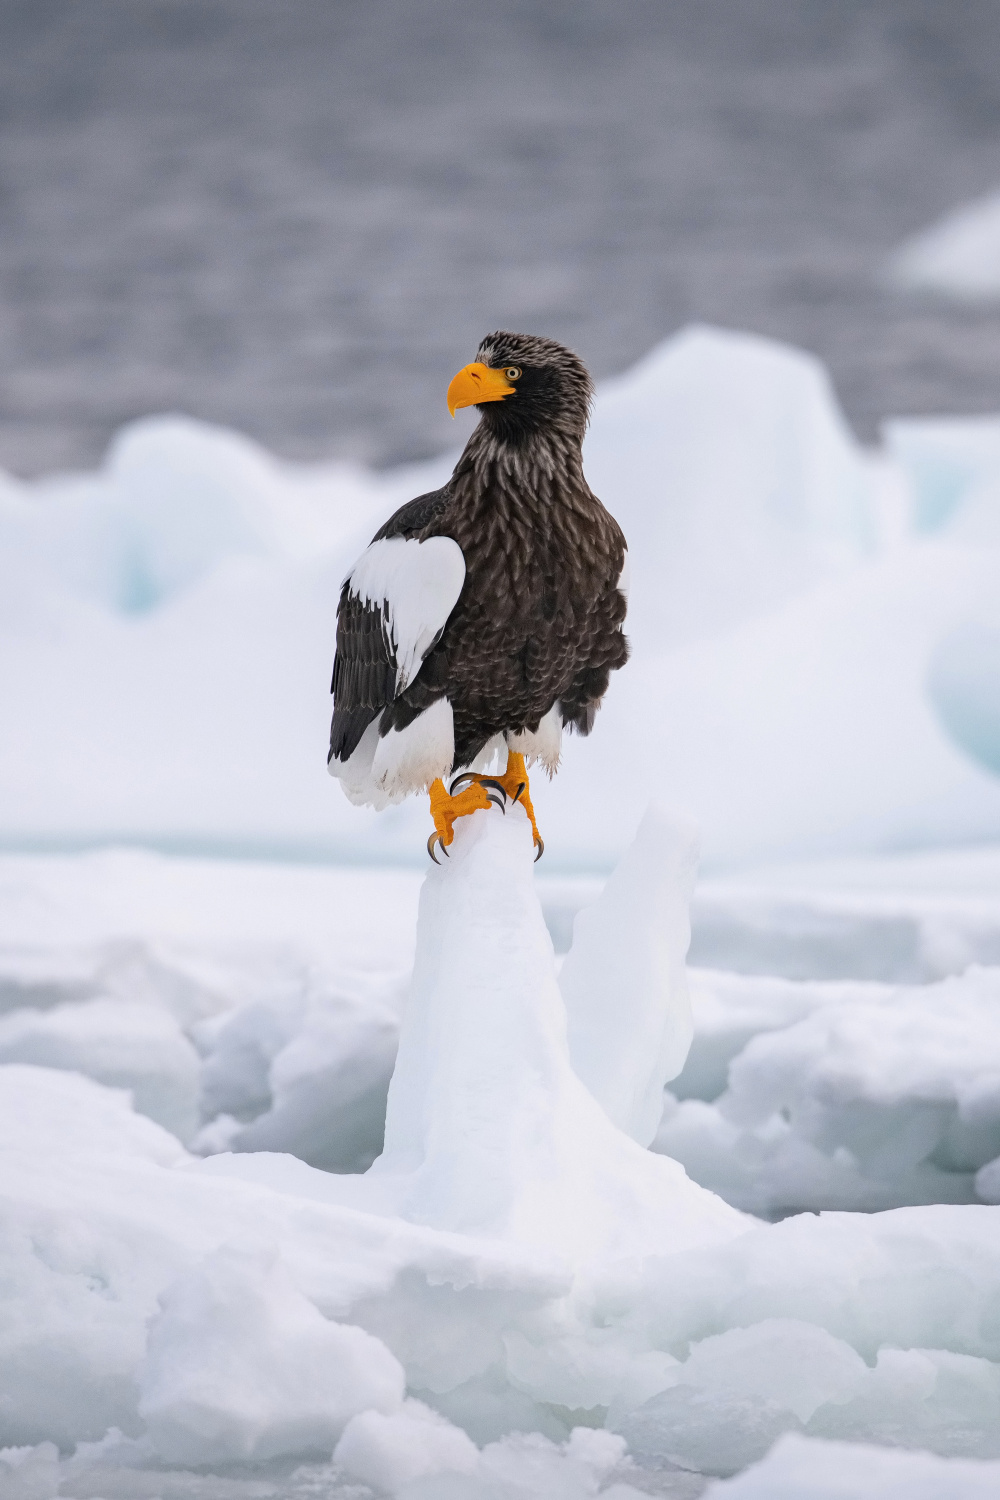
top-left (446, 362), bottom-right (516, 417)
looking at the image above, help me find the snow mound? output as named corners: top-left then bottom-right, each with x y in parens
top-left (887, 190), bottom-right (1000, 301)
top-left (216, 973), bottom-right (401, 1171)
top-left (656, 964), bottom-right (1000, 1215)
top-left (0, 995), bottom-right (199, 1139)
top-left (884, 417), bottom-right (1000, 542)
top-left (691, 844), bottom-right (1000, 981)
top-left (359, 803), bottom-right (743, 1262)
top-left (583, 326), bottom-right (877, 650)
top-left (0, 1060), bottom-right (567, 1452)
top-left (0, 849), bottom-right (418, 1164)
top-left (611, 1204), bottom-right (1000, 1472)
top-left (358, 1425), bottom-right (632, 1500)
top-left (139, 1243), bottom-right (405, 1465)
top-left (705, 1432), bottom-right (1000, 1499)
top-left (334, 1398), bottom-right (479, 1491)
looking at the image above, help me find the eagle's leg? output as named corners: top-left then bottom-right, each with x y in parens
top-left (427, 776), bottom-right (504, 863)
top-left (494, 751), bottom-right (544, 862)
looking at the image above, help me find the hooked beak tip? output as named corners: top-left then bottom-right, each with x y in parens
top-left (446, 362), bottom-right (513, 417)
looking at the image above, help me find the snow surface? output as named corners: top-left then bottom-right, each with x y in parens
top-left (703, 1433), bottom-right (1000, 1499)
top-left (690, 844), bottom-right (1000, 981)
top-left (139, 1242), bottom-right (406, 1467)
top-left (3, 325), bottom-right (1000, 867)
top-left (4, 824), bottom-right (1000, 1498)
top-left (888, 189), bottom-right (1000, 301)
top-left (3, 842), bottom-right (1000, 1213)
top-left (657, 965), bottom-right (1000, 1215)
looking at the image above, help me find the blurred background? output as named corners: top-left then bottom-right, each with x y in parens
top-left (5, 0), bottom-right (1000, 477)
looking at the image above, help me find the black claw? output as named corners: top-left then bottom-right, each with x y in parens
top-left (512, 782), bottom-right (526, 805)
top-left (533, 835), bottom-right (544, 863)
top-left (427, 832), bottom-right (449, 864)
top-left (448, 772), bottom-right (507, 812)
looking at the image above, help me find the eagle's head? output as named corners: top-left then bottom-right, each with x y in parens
top-left (447, 331), bottom-right (593, 445)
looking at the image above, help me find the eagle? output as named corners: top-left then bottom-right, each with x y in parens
top-left (328, 331), bottom-right (629, 861)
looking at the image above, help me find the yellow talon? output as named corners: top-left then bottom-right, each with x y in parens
top-left (426, 753), bottom-right (544, 862)
top-left (427, 776), bottom-right (497, 861)
top-left (494, 751), bottom-right (544, 861)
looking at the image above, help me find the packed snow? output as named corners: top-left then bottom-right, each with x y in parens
top-left (6, 839), bottom-right (1000, 1212)
top-left (705, 1434), bottom-right (1000, 1499)
top-left (689, 843), bottom-right (1000, 981)
top-left (3, 324), bottom-right (1000, 867)
top-left (657, 965), bottom-right (1000, 1215)
top-left (4, 327), bottom-right (1000, 1497)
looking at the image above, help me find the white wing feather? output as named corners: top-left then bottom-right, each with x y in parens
top-left (346, 535), bottom-right (466, 694)
top-left (616, 547), bottom-right (631, 601)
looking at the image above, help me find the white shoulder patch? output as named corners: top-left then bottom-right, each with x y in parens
top-left (616, 547), bottom-right (631, 601)
top-left (346, 535), bottom-right (466, 695)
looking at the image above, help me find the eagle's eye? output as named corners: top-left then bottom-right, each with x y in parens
top-left (504, 366), bottom-right (521, 381)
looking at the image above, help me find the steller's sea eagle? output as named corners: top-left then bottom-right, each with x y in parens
top-left (328, 332), bottom-right (629, 861)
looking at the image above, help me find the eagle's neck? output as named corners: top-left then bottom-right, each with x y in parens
top-left (451, 425), bottom-right (589, 514)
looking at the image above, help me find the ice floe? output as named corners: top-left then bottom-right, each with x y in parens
top-left (887, 188), bottom-right (1000, 301)
top-left (3, 818), bottom-right (1000, 1499)
top-left (657, 963), bottom-right (1000, 1215)
top-left (4, 842), bottom-right (1000, 1216)
top-left (704, 1432), bottom-right (1000, 1498)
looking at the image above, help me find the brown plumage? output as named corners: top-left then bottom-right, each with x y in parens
top-left (329, 331), bottom-right (628, 796)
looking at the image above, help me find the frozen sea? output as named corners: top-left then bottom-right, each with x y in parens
top-left (4, 828), bottom-right (1000, 1500)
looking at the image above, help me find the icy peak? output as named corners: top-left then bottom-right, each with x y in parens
top-left (368, 803), bottom-right (744, 1264)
